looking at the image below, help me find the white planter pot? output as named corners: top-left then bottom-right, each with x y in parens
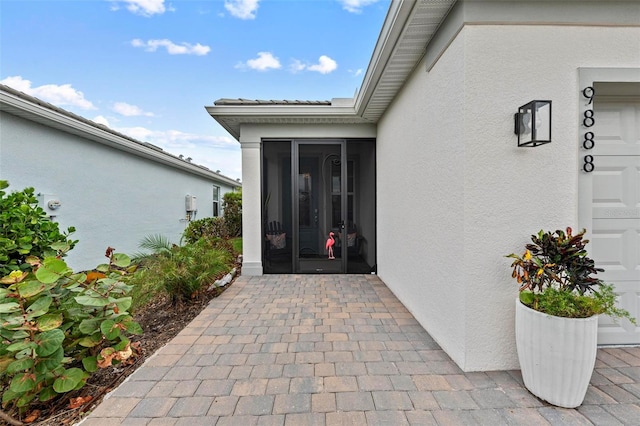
top-left (515, 299), bottom-right (598, 408)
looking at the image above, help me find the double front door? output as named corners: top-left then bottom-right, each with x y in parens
top-left (262, 139), bottom-right (375, 274)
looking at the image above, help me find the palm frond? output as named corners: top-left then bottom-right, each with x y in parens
top-left (138, 234), bottom-right (174, 256)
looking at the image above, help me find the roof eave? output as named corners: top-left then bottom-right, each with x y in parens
top-left (353, 0), bottom-right (415, 115)
top-left (206, 104), bottom-right (365, 141)
top-left (1, 87), bottom-right (241, 187)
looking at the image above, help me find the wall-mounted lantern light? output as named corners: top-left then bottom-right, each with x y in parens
top-left (514, 100), bottom-right (551, 147)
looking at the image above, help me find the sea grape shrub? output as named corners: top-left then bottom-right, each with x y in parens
top-left (0, 180), bottom-right (77, 276)
top-left (0, 250), bottom-right (142, 411)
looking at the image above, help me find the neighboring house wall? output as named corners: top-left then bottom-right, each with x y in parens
top-left (1, 111), bottom-right (238, 272)
top-left (377, 24), bottom-right (640, 371)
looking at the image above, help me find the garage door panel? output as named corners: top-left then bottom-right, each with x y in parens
top-left (594, 104), bottom-right (640, 156)
top-left (592, 167), bottom-right (625, 206)
top-left (589, 99), bottom-right (640, 345)
top-left (597, 285), bottom-right (640, 345)
top-left (591, 156), bottom-right (639, 216)
top-left (591, 222), bottom-right (639, 280)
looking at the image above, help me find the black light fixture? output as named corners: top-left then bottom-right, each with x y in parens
top-left (514, 100), bottom-right (551, 147)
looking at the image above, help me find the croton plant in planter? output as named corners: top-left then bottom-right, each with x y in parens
top-left (506, 227), bottom-right (634, 408)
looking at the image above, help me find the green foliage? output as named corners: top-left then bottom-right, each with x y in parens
top-left (131, 234), bottom-right (174, 261)
top-left (182, 191), bottom-right (242, 242)
top-left (129, 238), bottom-right (235, 308)
top-left (0, 181), bottom-right (77, 277)
top-left (0, 250), bottom-right (141, 411)
top-left (520, 285), bottom-right (635, 320)
top-left (222, 191), bottom-right (242, 237)
top-left (183, 217), bottom-right (230, 243)
top-left (230, 237), bottom-right (242, 254)
top-left (507, 227), bottom-right (635, 322)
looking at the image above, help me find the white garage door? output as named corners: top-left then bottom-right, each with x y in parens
top-left (589, 100), bottom-right (640, 345)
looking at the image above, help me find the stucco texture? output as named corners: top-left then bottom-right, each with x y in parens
top-left (376, 24), bottom-right (640, 371)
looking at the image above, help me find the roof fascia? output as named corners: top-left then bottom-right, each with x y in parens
top-left (353, 0), bottom-right (416, 116)
top-left (1, 89), bottom-right (240, 187)
top-left (205, 104), bottom-right (357, 117)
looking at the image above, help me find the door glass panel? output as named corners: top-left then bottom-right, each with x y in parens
top-left (297, 143), bottom-right (344, 273)
top-left (262, 141), bottom-right (293, 273)
top-left (346, 140), bottom-right (376, 274)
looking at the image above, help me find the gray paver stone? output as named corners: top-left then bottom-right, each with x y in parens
top-left (167, 396), bottom-right (213, 417)
top-left (336, 391), bottom-right (375, 411)
top-left (128, 397), bottom-right (176, 418)
top-left (274, 393), bottom-right (312, 414)
top-left (235, 395), bottom-right (275, 415)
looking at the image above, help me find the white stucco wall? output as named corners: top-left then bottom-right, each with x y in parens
top-left (1, 112), bottom-right (237, 272)
top-left (377, 31), bottom-right (467, 367)
top-left (377, 24), bottom-right (640, 371)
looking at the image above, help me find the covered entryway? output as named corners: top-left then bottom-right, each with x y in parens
top-left (262, 139), bottom-right (376, 274)
top-left (584, 82), bottom-right (640, 345)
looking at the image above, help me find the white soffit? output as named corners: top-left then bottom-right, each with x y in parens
top-left (207, 0), bottom-right (455, 140)
top-left (356, 0), bottom-right (456, 121)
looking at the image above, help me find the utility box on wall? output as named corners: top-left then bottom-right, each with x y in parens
top-left (37, 193), bottom-right (62, 218)
top-left (185, 194), bottom-right (197, 212)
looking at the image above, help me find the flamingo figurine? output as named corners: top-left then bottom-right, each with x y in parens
top-left (326, 232), bottom-right (336, 259)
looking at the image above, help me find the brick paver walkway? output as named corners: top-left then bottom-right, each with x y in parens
top-left (80, 275), bottom-right (640, 425)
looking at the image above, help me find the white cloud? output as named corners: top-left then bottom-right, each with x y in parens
top-left (238, 52), bottom-right (281, 71)
top-left (131, 38), bottom-right (210, 56)
top-left (338, 0), bottom-right (379, 13)
top-left (112, 0), bottom-right (171, 17)
top-left (115, 126), bottom-right (241, 178)
top-left (349, 68), bottom-right (363, 77)
top-left (117, 127), bottom-right (236, 150)
top-left (0, 76), bottom-right (95, 109)
top-left (113, 102), bottom-right (154, 117)
top-left (225, 0), bottom-right (260, 19)
top-left (289, 59), bottom-right (306, 74)
top-left (306, 55), bottom-right (338, 74)
top-left (92, 115), bottom-right (111, 126)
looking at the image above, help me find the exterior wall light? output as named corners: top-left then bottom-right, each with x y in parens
top-left (514, 100), bottom-right (551, 147)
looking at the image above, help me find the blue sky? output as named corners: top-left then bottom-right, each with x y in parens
top-left (1, 0), bottom-right (390, 180)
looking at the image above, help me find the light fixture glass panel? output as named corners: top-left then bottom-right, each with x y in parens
top-left (534, 101), bottom-right (551, 141)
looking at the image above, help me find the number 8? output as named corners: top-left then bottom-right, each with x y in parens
top-left (583, 110), bottom-right (595, 127)
top-left (583, 132), bottom-right (595, 149)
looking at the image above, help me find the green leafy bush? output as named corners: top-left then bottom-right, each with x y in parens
top-left (183, 217), bottom-right (229, 243)
top-left (222, 191), bottom-right (242, 237)
top-left (0, 249), bottom-right (142, 411)
top-left (0, 180), bottom-right (77, 276)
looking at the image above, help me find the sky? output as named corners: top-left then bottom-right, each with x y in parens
top-left (1, 0), bottom-right (391, 181)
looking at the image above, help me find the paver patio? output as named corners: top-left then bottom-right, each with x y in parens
top-left (80, 274), bottom-right (640, 425)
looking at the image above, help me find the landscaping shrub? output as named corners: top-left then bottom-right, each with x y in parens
top-left (0, 180), bottom-right (77, 277)
top-left (128, 237), bottom-right (235, 308)
top-left (222, 191), bottom-right (242, 237)
top-left (183, 217), bottom-right (229, 243)
top-left (0, 249), bottom-right (141, 412)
